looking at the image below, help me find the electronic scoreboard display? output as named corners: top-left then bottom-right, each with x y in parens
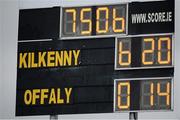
top-left (61, 4), bottom-right (127, 38)
top-left (115, 34), bottom-right (174, 70)
top-left (16, 0), bottom-right (174, 117)
top-left (114, 77), bottom-right (173, 112)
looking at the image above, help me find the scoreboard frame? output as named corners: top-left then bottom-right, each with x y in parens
top-left (59, 3), bottom-right (129, 40)
top-left (114, 33), bottom-right (175, 70)
top-left (113, 77), bottom-right (174, 113)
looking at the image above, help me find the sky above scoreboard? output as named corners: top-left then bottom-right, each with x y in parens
top-left (19, 0), bottom-right (162, 9)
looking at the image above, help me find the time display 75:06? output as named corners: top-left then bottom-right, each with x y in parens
top-left (62, 4), bottom-right (127, 38)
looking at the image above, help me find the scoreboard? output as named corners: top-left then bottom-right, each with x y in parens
top-left (16, 0), bottom-right (174, 116)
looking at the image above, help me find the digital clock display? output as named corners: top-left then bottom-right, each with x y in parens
top-left (115, 34), bottom-right (173, 70)
top-left (61, 4), bottom-right (127, 38)
top-left (114, 77), bottom-right (172, 112)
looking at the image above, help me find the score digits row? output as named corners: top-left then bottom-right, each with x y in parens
top-left (62, 4), bottom-right (126, 37)
top-left (114, 77), bottom-right (172, 111)
top-left (115, 34), bottom-right (174, 69)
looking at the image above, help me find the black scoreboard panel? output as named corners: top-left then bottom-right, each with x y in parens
top-left (128, 0), bottom-right (174, 35)
top-left (16, 38), bottom-right (115, 116)
top-left (115, 34), bottom-right (173, 70)
top-left (18, 7), bottom-right (60, 40)
top-left (61, 4), bottom-right (127, 38)
top-left (114, 77), bottom-right (173, 112)
top-left (16, 0), bottom-right (175, 117)
top-left (16, 38), bottom-right (174, 116)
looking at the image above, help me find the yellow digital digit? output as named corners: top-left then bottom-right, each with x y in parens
top-left (80, 8), bottom-right (92, 35)
top-left (117, 82), bottom-right (130, 109)
top-left (157, 82), bottom-right (170, 106)
top-left (65, 9), bottom-right (76, 33)
top-left (150, 83), bottom-right (154, 106)
top-left (158, 37), bottom-right (171, 64)
top-left (113, 8), bottom-right (125, 33)
top-left (142, 38), bottom-right (155, 65)
top-left (96, 7), bottom-right (109, 34)
top-left (118, 41), bottom-right (131, 66)
top-left (142, 82), bottom-right (154, 108)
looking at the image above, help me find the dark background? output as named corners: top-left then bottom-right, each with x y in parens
top-left (128, 0), bottom-right (174, 35)
top-left (18, 7), bottom-right (60, 40)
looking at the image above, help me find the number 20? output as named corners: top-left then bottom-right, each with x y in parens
top-left (142, 37), bottom-right (171, 65)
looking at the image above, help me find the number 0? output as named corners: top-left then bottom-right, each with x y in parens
top-left (117, 82), bottom-right (130, 109)
top-left (158, 37), bottom-right (171, 64)
top-left (96, 7), bottom-right (109, 33)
